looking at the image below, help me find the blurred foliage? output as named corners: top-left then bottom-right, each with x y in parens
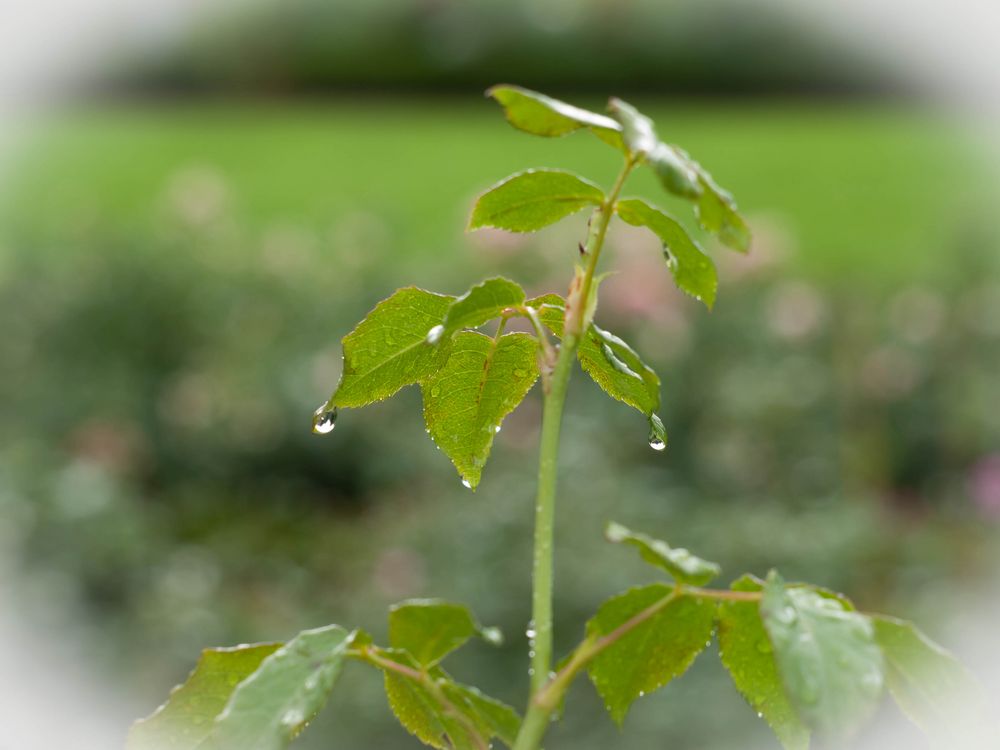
top-left (112, 0), bottom-right (889, 96)
top-left (1, 101), bottom-right (999, 748)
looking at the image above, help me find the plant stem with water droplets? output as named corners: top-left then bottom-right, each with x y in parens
top-left (514, 157), bottom-right (635, 750)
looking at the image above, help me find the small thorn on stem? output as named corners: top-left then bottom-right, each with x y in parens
top-left (578, 242), bottom-right (586, 256)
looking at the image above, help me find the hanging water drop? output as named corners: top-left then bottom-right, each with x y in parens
top-left (312, 405), bottom-right (338, 435)
top-left (461, 478), bottom-right (472, 489)
top-left (426, 324), bottom-right (445, 345)
top-left (648, 414), bottom-right (667, 451)
top-left (648, 433), bottom-right (666, 451)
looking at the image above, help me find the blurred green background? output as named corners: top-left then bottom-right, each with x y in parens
top-left (1, 1), bottom-right (999, 748)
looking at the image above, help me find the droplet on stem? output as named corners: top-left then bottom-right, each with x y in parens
top-left (312, 405), bottom-right (338, 435)
top-left (461, 477), bottom-right (472, 489)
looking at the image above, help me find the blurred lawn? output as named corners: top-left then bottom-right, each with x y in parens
top-left (1, 100), bottom-right (997, 749)
top-left (2, 99), bottom-right (988, 283)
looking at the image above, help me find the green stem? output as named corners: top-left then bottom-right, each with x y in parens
top-left (515, 157), bottom-right (635, 750)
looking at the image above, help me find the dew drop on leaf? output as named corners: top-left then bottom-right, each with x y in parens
top-left (494, 424), bottom-right (502, 434)
top-left (648, 433), bottom-right (666, 451)
top-left (426, 324), bottom-right (445, 345)
top-left (312, 405), bottom-right (338, 435)
top-left (461, 478), bottom-right (472, 489)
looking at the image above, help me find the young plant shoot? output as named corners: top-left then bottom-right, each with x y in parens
top-left (129, 86), bottom-right (981, 750)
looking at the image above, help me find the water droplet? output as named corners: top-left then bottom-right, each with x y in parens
top-left (461, 478), bottom-right (472, 489)
top-left (426, 324), bottom-right (445, 345)
top-left (525, 626), bottom-right (537, 640)
top-left (648, 434), bottom-right (666, 451)
top-left (638, 690), bottom-right (645, 697)
top-left (312, 405), bottom-right (338, 435)
top-left (756, 711), bottom-right (763, 719)
top-left (281, 707), bottom-right (305, 727)
top-left (493, 424), bottom-right (501, 434)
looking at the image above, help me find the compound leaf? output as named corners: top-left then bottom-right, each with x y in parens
top-left (605, 521), bottom-right (720, 586)
top-left (872, 615), bottom-right (982, 740)
top-left (441, 277), bottom-right (525, 337)
top-left (202, 625), bottom-right (351, 750)
top-left (616, 197), bottom-right (718, 309)
top-left (422, 332), bottom-right (539, 489)
top-left (487, 84), bottom-right (624, 150)
top-left (761, 572), bottom-right (883, 739)
top-left (716, 576), bottom-right (810, 750)
top-left (330, 288), bottom-right (455, 409)
top-left (587, 584), bottom-right (716, 726)
top-left (128, 643), bottom-right (281, 750)
top-left (389, 600), bottom-right (496, 667)
top-left (469, 169), bottom-right (604, 233)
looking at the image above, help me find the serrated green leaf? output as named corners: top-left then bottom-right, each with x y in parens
top-left (605, 521), bottom-right (720, 586)
top-left (388, 599), bottom-right (483, 667)
top-left (716, 576), bottom-right (810, 750)
top-left (330, 288), bottom-right (455, 409)
top-left (442, 277), bottom-right (525, 336)
top-left (486, 84), bottom-right (624, 150)
top-left (872, 615), bottom-right (982, 740)
top-left (648, 142), bottom-right (703, 199)
top-left (527, 294), bottom-right (666, 430)
top-left (469, 169), bottom-right (604, 233)
top-left (579, 323), bottom-right (661, 417)
top-left (128, 643), bottom-right (282, 750)
top-left (443, 683), bottom-right (522, 748)
top-left (761, 572), bottom-right (883, 739)
top-left (202, 625), bottom-right (351, 750)
top-left (684, 155), bottom-right (751, 252)
top-left (586, 585), bottom-right (716, 725)
top-left (375, 650), bottom-right (515, 750)
top-left (422, 332), bottom-right (539, 490)
top-left (608, 98), bottom-right (657, 156)
top-left (616, 198), bottom-right (718, 309)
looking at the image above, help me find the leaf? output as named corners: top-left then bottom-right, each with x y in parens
top-left (469, 169), bottom-right (604, 233)
top-left (579, 322), bottom-right (661, 416)
top-left (330, 287), bottom-right (455, 409)
top-left (442, 277), bottom-right (525, 336)
top-left (376, 650), bottom-right (518, 749)
top-left (389, 599), bottom-right (494, 667)
top-left (716, 576), bottom-right (810, 750)
top-left (128, 643), bottom-right (281, 750)
top-left (202, 625), bottom-right (351, 750)
top-left (586, 584), bottom-right (716, 725)
top-left (525, 293), bottom-right (566, 337)
top-left (647, 142), bottom-right (703, 199)
top-left (527, 294), bottom-right (666, 429)
top-left (616, 198), bottom-right (718, 309)
top-left (442, 683), bottom-right (522, 748)
top-left (486, 84), bottom-right (624, 150)
top-left (760, 572), bottom-right (884, 739)
top-left (685, 155), bottom-right (751, 252)
top-left (872, 615), bottom-right (982, 740)
top-left (422, 332), bottom-right (539, 489)
top-left (605, 521), bottom-right (720, 586)
top-left (607, 98), bottom-right (658, 156)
